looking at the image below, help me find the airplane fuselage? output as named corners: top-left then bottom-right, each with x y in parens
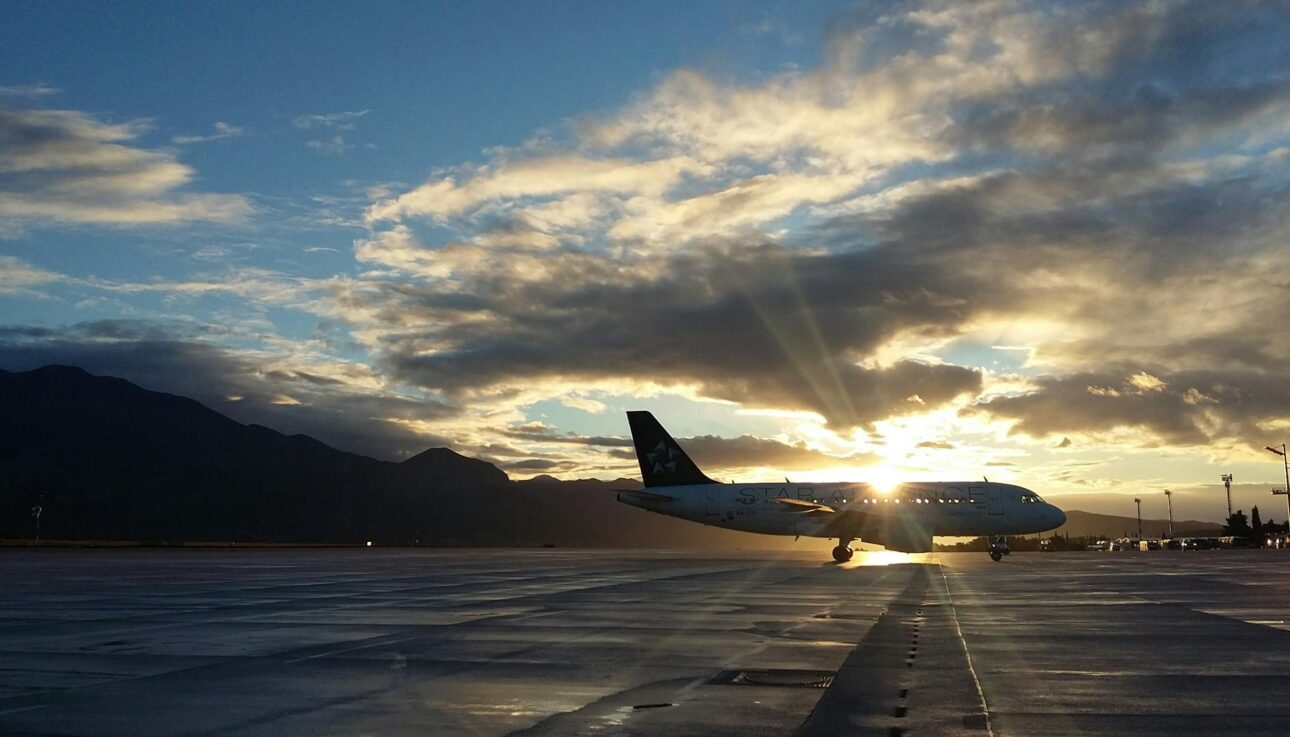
top-left (618, 481), bottom-right (1066, 551)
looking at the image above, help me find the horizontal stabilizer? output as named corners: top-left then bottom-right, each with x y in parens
top-left (616, 489), bottom-right (677, 503)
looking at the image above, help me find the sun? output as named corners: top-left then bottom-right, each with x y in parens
top-left (867, 467), bottom-right (903, 494)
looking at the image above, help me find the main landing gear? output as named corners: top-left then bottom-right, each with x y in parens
top-left (832, 538), bottom-right (854, 563)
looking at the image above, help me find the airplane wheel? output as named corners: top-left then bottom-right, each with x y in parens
top-left (990, 551), bottom-right (1003, 562)
top-left (832, 545), bottom-right (854, 563)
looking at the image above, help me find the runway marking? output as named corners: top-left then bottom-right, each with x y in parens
top-left (938, 564), bottom-right (996, 737)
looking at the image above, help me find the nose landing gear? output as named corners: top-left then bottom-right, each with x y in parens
top-left (832, 538), bottom-right (854, 563)
top-left (988, 536), bottom-right (1010, 562)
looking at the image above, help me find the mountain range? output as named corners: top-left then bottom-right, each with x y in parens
top-left (0, 365), bottom-right (805, 548)
top-left (1, 365), bottom-right (1210, 546)
top-left (1052, 510), bottom-right (1223, 539)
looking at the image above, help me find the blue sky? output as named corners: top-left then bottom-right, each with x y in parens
top-left (4, 1), bottom-right (1290, 522)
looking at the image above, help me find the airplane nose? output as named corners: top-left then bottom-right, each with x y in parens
top-left (1049, 504), bottom-right (1067, 529)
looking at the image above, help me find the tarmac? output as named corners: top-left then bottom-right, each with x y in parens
top-left (2, 547), bottom-right (1290, 736)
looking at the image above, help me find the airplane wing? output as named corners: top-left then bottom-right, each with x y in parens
top-left (771, 497), bottom-right (837, 515)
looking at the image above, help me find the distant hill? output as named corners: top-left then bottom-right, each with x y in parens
top-left (0, 365), bottom-right (805, 549)
top-left (1054, 509), bottom-right (1224, 539)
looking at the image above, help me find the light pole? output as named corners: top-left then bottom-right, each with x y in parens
top-left (1163, 490), bottom-right (1174, 539)
top-left (1267, 444), bottom-right (1290, 501)
top-left (1134, 498), bottom-right (1142, 538)
top-left (1221, 473), bottom-right (1233, 519)
top-left (1273, 490), bottom-right (1289, 543)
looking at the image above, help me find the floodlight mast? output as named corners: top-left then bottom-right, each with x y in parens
top-left (1266, 447), bottom-right (1289, 536)
top-left (1273, 489), bottom-right (1289, 537)
top-left (1163, 490), bottom-right (1174, 538)
top-left (1267, 445), bottom-right (1290, 499)
top-left (1134, 497), bottom-right (1142, 538)
top-left (1221, 473), bottom-right (1233, 518)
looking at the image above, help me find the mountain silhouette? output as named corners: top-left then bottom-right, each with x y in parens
top-left (1053, 509), bottom-right (1223, 539)
top-left (0, 365), bottom-right (804, 549)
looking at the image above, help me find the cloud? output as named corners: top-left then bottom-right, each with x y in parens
top-left (353, 232), bottom-right (985, 428)
top-left (339, 1), bottom-right (1290, 459)
top-left (0, 255), bottom-right (63, 296)
top-left (171, 121), bottom-right (246, 145)
top-left (0, 108), bottom-right (252, 226)
top-left (973, 367), bottom-right (1290, 450)
top-left (9, 2), bottom-right (1276, 481)
top-left (292, 110), bottom-right (370, 130)
top-left (305, 135), bottom-right (355, 155)
top-left (0, 84), bottom-right (61, 98)
top-left (679, 434), bottom-right (881, 472)
top-left (288, 110), bottom-right (373, 156)
top-left (366, 155), bottom-right (702, 224)
top-left (500, 422), bottom-right (879, 477)
top-left (501, 423), bottom-right (632, 448)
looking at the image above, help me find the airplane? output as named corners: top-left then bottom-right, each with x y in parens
top-left (617, 411), bottom-right (1066, 562)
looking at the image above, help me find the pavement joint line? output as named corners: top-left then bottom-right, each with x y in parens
top-left (938, 563), bottom-right (995, 737)
top-left (0, 703), bottom-right (49, 717)
top-left (282, 631), bottom-right (430, 663)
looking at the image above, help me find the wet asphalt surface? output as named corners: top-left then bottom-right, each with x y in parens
top-left (1, 547), bottom-right (1289, 736)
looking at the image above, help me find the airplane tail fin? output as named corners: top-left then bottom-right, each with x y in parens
top-left (627, 411), bottom-right (718, 488)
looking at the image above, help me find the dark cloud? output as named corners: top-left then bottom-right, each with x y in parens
top-left (500, 422), bottom-right (879, 476)
top-left (366, 240), bottom-right (984, 429)
top-left (947, 1), bottom-right (1290, 158)
top-left (973, 368), bottom-right (1290, 449)
top-left (352, 148), bottom-right (1288, 439)
top-left (0, 321), bottom-right (457, 460)
top-left (344, 104), bottom-right (1287, 450)
top-left (362, 150), bottom-right (1288, 436)
top-left (680, 434), bottom-right (880, 472)
top-left (502, 423), bottom-right (632, 448)
top-left (0, 108), bottom-right (250, 225)
top-left (504, 458), bottom-right (570, 472)
top-left (325, 0), bottom-right (1290, 453)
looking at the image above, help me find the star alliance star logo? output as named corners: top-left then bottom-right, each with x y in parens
top-left (647, 441), bottom-right (681, 475)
